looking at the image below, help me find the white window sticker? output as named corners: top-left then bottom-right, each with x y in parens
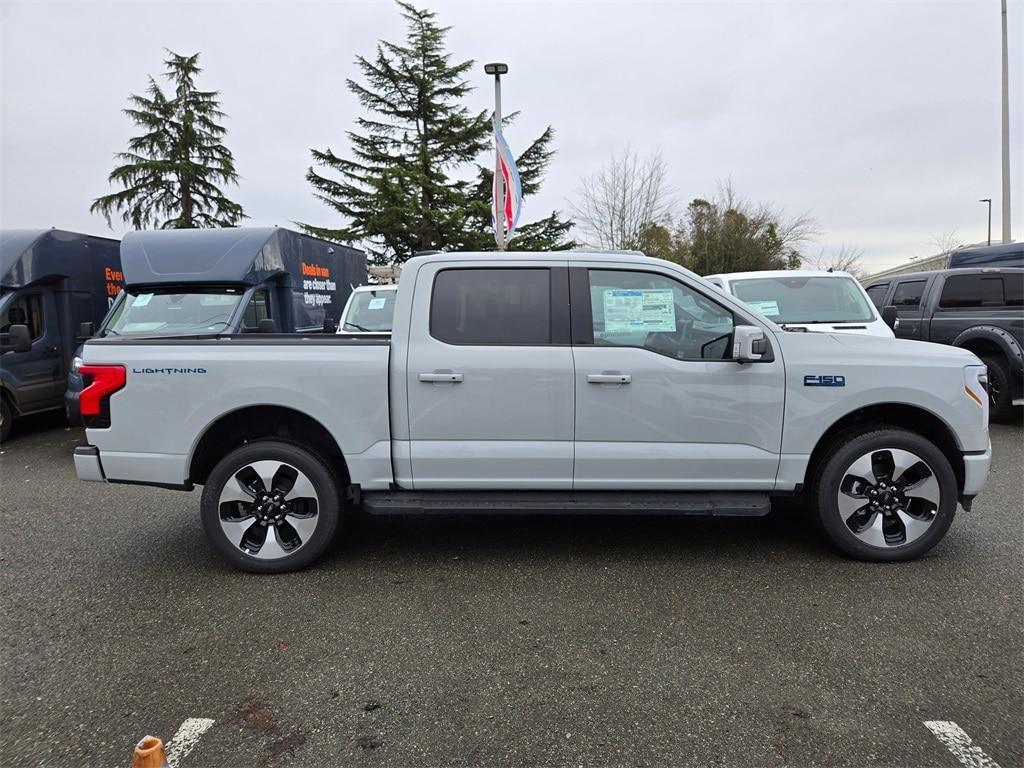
top-left (603, 289), bottom-right (676, 333)
top-left (132, 293), bottom-right (154, 307)
top-left (744, 299), bottom-right (780, 317)
top-left (367, 297), bottom-right (387, 310)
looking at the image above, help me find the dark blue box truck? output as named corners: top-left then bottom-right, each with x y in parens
top-left (1, 229), bottom-right (123, 442)
top-left (64, 227), bottom-right (366, 423)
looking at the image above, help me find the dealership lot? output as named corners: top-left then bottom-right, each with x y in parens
top-left (1, 416), bottom-right (1021, 767)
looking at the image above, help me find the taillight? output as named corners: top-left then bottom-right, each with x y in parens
top-left (79, 364), bottom-right (126, 425)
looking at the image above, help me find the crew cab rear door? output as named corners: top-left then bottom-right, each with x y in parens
top-left (569, 264), bottom-right (785, 490)
top-left (403, 260), bottom-right (574, 489)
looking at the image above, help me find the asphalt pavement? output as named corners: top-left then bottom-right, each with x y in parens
top-left (1, 413), bottom-right (1021, 768)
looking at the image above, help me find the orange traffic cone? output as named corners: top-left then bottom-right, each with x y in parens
top-left (132, 736), bottom-right (169, 768)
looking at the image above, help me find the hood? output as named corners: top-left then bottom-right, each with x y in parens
top-left (774, 329), bottom-right (981, 366)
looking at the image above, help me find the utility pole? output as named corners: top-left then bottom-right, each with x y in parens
top-left (980, 198), bottom-right (992, 246)
top-left (484, 62), bottom-right (509, 251)
top-left (1000, 0), bottom-right (1011, 242)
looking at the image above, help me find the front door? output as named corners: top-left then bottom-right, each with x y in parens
top-left (570, 265), bottom-right (785, 490)
top-left (404, 261), bottom-right (574, 489)
top-left (0, 289), bottom-right (63, 411)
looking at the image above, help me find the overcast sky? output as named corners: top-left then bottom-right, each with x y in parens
top-left (1, 0), bottom-right (1021, 272)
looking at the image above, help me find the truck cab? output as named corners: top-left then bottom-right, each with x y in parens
top-left (866, 267), bottom-right (1024, 420)
top-left (0, 229), bottom-right (122, 442)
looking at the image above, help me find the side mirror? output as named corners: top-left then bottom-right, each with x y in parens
top-left (733, 325), bottom-right (766, 362)
top-left (78, 321), bottom-right (95, 340)
top-left (0, 323), bottom-right (32, 354)
top-left (257, 318), bottom-right (276, 334)
top-left (322, 316), bottom-right (337, 334)
top-left (880, 306), bottom-right (898, 330)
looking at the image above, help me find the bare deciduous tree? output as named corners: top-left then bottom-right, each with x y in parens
top-left (929, 229), bottom-right (963, 257)
top-left (570, 148), bottom-right (673, 250)
top-left (809, 244), bottom-right (866, 278)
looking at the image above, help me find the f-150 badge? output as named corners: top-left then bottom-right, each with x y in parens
top-left (804, 375), bottom-right (846, 387)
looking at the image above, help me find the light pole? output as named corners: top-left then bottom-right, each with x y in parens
top-left (980, 198), bottom-right (992, 246)
top-left (1000, 0), bottom-right (1011, 243)
top-left (484, 62), bottom-right (508, 251)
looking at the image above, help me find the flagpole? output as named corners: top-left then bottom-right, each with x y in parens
top-left (485, 62), bottom-right (509, 251)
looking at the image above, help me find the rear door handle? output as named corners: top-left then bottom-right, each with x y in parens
top-left (587, 373), bottom-right (631, 384)
top-left (419, 372), bottom-right (464, 383)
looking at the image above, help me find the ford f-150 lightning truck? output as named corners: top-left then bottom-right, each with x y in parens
top-left (73, 252), bottom-right (992, 572)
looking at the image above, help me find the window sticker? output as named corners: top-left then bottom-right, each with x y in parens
top-left (132, 293), bottom-right (154, 307)
top-left (367, 297), bottom-right (387, 310)
top-left (744, 299), bottom-right (780, 317)
top-left (603, 289), bottom-right (676, 332)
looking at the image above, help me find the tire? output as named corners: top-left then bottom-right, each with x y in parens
top-left (811, 427), bottom-right (957, 562)
top-left (0, 396), bottom-right (12, 444)
top-left (200, 440), bottom-right (341, 573)
top-left (981, 354), bottom-right (1018, 423)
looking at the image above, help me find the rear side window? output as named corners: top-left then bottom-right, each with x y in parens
top-left (431, 268), bottom-right (551, 345)
top-left (939, 274), bottom-right (1023, 308)
top-left (891, 280), bottom-right (926, 307)
top-left (865, 283), bottom-right (889, 309)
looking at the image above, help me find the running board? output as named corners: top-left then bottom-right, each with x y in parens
top-left (362, 491), bottom-right (770, 517)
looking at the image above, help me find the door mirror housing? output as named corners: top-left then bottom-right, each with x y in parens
top-left (257, 318), bottom-right (276, 334)
top-left (77, 321), bottom-right (95, 340)
top-left (0, 323), bottom-right (32, 354)
top-left (733, 325), bottom-right (767, 362)
top-left (880, 305), bottom-right (898, 330)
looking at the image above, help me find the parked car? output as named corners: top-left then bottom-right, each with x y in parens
top-left (72, 251), bottom-right (990, 572)
top-left (704, 270), bottom-right (894, 337)
top-left (865, 267), bottom-right (1023, 421)
top-left (948, 242), bottom-right (1023, 270)
top-left (0, 229), bottom-right (123, 442)
top-left (337, 284), bottom-right (397, 334)
top-left (65, 227), bottom-right (367, 424)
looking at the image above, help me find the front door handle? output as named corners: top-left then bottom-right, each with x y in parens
top-left (419, 372), bottom-right (464, 383)
top-left (587, 373), bottom-right (631, 384)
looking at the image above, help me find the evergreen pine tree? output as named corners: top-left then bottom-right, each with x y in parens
top-left (303, 2), bottom-right (573, 263)
top-left (91, 51), bottom-right (246, 229)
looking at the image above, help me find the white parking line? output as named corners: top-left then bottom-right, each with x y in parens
top-left (924, 721), bottom-right (1003, 768)
top-left (165, 717), bottom-right (215, 768)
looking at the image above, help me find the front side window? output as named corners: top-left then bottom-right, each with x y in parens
top-left (242, 290), bottom-right (272, 331)
top-left (891, 280), bottom-right (926, 307)
top-left (587, 270), bottom-right (734, 360)
top-left (431, 268), bottom-right (551, 345)
top-left (730, 275), bottom-right (875, 324)
top-left (0, 293), bottom-right (44, 340)
top-left (343, 289), bottom-right (397, 332)
top-left (103, 288), bottom-right (245, 336)
top-left (865, 283), bottom-right (889, 309)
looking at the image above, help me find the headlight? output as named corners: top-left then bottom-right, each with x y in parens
top-left (964, 364), bottom-right (989, 417)
top-left (71, 356), bottom-right (83, 374)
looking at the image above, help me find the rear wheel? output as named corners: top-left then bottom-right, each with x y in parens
top-left (200, 440), bottom-right (341, 573)
top-left (812, 428), bottom-right (957, 561)
top-left (982, 354), bottom-right (1017, 423)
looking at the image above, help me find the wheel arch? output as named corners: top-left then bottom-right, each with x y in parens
top-left (805, 403), bottom-right (965, 495)
top-left (953, 325), bottom-right (1023, 375)
top-left (188, 405), bottom-right (349, 487)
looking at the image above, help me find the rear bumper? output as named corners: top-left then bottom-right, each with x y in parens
top-left (74, 445), bottom-right (106, 482)
top-left (962, 441), bottom-right (992, 497)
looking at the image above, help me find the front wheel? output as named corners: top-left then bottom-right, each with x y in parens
top-left (982, 354), bottom-right (1018, 423)
top-left (200, 440), bottom-right (341, 573)
top-left (0, 397), bottom-right (11, 443)
top-left (812, 428), bottom-right (957, 562)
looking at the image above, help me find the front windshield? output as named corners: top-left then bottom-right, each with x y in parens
top-left (103, 288), bottom-right (245, 336)
top-left (342, 289), bottom-right (396, 332)
top-left (731, 276), bottom-right (875, 324)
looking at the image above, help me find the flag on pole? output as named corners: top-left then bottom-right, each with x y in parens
top-left (492, 118), bottom-right (522, 245)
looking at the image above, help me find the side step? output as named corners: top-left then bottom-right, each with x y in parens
top-left (362, 491), bottom-right (770, 517)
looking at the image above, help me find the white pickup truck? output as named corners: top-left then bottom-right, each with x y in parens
top-left (73, 251), bottom-right (991, 572)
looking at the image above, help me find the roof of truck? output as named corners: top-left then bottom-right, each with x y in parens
top-left (120, 227), bottom-right (364, 286)
top-left (1, 228), bottom-right (119, 288)
top-left (706, 269), bottom-right (857, 282)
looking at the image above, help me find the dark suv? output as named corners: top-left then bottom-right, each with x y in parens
top-left (865, 268), bottom-right (1023, 421)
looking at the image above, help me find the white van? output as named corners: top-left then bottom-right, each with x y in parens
top-left (705, 270), bottom-right (894, 337)
top-left (337, 284), bottom-right (397, 334)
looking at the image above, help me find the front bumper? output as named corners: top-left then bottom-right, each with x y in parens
top-left (74, 446), bottom-right (106, 482)
top-left (961, 440), bottom-right (992, 497)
